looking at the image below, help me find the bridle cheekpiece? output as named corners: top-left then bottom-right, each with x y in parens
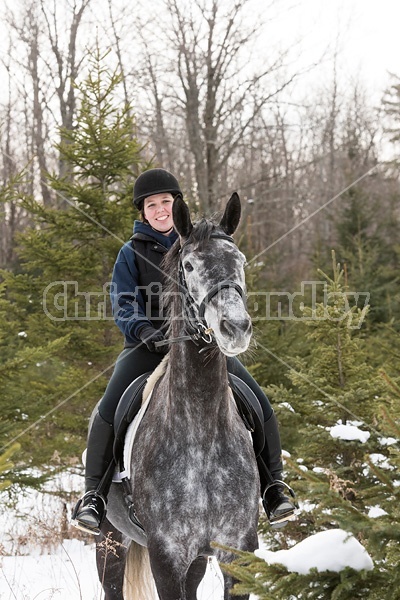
top-left (154, 232), bottom-right (247, 353)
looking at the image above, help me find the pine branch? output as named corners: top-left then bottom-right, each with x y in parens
top-left (379, 369), bottom-right (400, 398)
top-left (365, 456), bottom-right (396, 488)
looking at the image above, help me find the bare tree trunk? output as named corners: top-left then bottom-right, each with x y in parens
top-left (39, 0), bottom-right (92, 180)
top-left (135, 0), bottom-right (295, 214)
top-left (0, 58), bottom-right (31, 268)
top-left (107, 0), bottom-right (130, 111)
top-left (29, 21), bottom-right (52, 207)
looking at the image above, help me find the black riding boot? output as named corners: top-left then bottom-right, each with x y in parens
top-left (71, 411), bottom-right (115, 535)
top-left (258, 411), bottom-right (297, 528)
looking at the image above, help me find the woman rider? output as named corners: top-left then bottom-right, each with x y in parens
top-left (72, 168), bottom-right (296, 534)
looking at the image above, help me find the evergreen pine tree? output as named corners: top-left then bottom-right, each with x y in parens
top-left (334, 186), bottom-right (399, 325)
top-left (383, 74), bottom-right (400, 145)
top-left (223, 253), bottom-right (399, 599)
top-left (0, 444), bottom-right (20, 491)
top-left (0, 47), bottom-right (148, 479)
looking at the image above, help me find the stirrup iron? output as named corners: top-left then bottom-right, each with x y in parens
top-left (71, 491), bottom-right (107, 535)
top-left (263, 480), bottom-right (298, 527)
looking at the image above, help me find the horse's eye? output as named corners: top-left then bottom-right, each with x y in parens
top-left (184, 262), bottom-right (194, 272)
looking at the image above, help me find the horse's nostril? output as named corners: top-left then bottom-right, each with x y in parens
top-left (220, 319), bottom-right (235, 338)
top-left (244, 317), bottom-right (252, 334)
top-left (220, 317), bottom-right (252, 338)
top-left (241, 316), bottom-right (252, 335)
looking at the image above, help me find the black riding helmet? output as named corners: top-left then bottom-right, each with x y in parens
top-left (133, 168), bottom-right (182, 210)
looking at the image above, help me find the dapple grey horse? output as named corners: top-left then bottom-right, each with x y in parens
top-left (96, 193), bottom-right (259, 599)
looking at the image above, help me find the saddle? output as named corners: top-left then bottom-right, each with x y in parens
top-left (113, 372), bottom-right (151, 465)
top-left (113, 371), bottom-right (265, 471)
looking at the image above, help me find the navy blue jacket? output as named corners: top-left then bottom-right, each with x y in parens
top-left (110, 221), bottom-right (178, 345)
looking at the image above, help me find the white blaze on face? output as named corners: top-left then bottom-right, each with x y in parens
top-left (181, 239), bottom-right (251, 356)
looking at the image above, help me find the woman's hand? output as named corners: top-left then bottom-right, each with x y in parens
top-left (138, 325), bottom-right (168, 354)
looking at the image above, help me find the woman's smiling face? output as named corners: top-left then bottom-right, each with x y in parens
top-left (143, 193), bottom-right (174, 233)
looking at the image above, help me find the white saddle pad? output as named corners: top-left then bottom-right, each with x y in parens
top-left (112, 389), bottom-right (153, 482)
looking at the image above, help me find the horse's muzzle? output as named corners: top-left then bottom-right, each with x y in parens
top-left (220, 315), bottom-right (252, 339)
top-left (217, 313), bottom-right (252, 355)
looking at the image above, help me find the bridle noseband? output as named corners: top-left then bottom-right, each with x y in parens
top-left (154, 232), bottom-right (247, 352)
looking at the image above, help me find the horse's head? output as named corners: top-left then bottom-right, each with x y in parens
top-left (173, 193), bottom-right (252, 356)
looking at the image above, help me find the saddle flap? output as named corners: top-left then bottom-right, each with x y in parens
top-left (228, 373), bottom-right (265, 457)
top-left (113, 372), bottom-right (152, 464)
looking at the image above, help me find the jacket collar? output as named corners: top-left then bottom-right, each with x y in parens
top-left (132, 220), bottom-right (178, 248)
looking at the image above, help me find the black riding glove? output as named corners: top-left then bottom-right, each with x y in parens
top-left (138, 325), bottom-right (168, 354)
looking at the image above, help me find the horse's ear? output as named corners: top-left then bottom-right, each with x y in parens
top-left (219, 192), bottom-right (241, 235)
top-left (173, 194), bottom-right (193, 239)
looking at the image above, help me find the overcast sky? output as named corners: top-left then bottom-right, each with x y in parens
top-left (1, 0), bottom-right (399, 115)
top-left (260, 0), bottom-right (400, 100)
top-left (2, 0), bottom-right (399, 91)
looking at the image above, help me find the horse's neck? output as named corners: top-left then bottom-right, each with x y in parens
top-left (171, 341), bottom-right (227, 387)
top-left (168, 336), bottom-right (231, 417)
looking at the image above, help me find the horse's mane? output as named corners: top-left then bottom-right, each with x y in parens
top-left (161, 218), bottom-right (221, 320)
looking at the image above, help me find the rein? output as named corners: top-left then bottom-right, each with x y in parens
top-left (154, 232), bottom-right (246, 352)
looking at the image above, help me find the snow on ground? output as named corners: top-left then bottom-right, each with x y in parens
top-left (1, 540), bottom-right (101, 600)
top-left (0, 474), bottom-right (241, 600)
top-left (1, 529), bottom-right (375, 599)
top-left (0, 472), bottom-right (374, 599)
top-left (0, 541), bottom-right (229, 600)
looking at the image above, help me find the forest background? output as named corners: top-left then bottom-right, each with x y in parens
top-left (0, 0), bottom-right (399, 598)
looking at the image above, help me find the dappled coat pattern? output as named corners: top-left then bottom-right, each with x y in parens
top-left (99, 194), bottom-right (259, 600)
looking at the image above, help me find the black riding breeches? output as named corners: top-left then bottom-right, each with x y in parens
top-left (98, 347), bottom-right (273, 425)
top-left (226, 357), bottom-right (273, 421)
top-left (98, 346), bottom-right (163, 423)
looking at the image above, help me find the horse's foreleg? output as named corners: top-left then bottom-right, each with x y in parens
top-left (223, 573), bottom-right (249, 600)
top-left (218, 534), bottom-right (257, 600)
top-left (147, 542), bottom-right (184, 600)
top-left (96, 518), bottom-right (127, 600)
top-left (184, 555), bottom-right (208, 599)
